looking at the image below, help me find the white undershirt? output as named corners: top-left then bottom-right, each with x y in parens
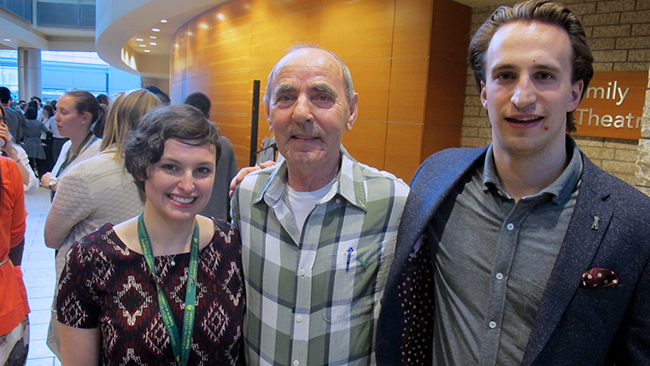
top-left (287, 179), bottom-right (335, 234)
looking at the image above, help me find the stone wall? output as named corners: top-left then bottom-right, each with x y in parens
top-left (635, 69), bottom-right (650, 196)
top-left (462, 0), bottom-right (650, 186)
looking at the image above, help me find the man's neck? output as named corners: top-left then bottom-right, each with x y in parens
top-left (492, 140), bottom-right (569, 202)
top-left (286, 156), bottom-right (340, 192)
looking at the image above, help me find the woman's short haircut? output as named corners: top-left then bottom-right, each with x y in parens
top-left (123, 104), bottom-right (221, 192)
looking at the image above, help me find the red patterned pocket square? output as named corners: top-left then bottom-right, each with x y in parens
top-left (580, 268), bottom-right (619, 288)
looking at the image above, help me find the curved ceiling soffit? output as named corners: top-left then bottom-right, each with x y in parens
top-left (95, 0), bottom-right (224, 78)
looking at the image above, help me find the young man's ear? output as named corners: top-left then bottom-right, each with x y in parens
top-left (567, 80), bottom-right (584, 112)
top-left (480, 81), bottom-right (488, 110)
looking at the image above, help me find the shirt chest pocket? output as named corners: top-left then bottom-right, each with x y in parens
top-left (320, 242), bottom-right (385, 324)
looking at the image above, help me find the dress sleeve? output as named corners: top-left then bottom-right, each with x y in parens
top-left (56, 241), bottom-right (102, 328)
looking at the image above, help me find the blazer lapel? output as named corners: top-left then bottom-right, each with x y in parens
top-left (378, 147), bottom-right (486, 364)
top-left (523, 157), bottom-right (614, 365)
top-left (393, 147), bottom-right (487, 264)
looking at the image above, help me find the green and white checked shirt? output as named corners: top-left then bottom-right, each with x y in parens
top-left (232, 147), bottom-right (409, 366)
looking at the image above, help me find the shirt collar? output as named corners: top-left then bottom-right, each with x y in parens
top-left (483, 136), bottom-right (583, 204)
top-left (253, 145), bottom-right (368, 211)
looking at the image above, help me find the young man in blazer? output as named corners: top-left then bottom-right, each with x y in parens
top-left (377, 0), bottom-right (650, 364)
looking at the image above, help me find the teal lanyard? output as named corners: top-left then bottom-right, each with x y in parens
top-left (138, 214), bottom-right (200, 366)
top-left (56, 132), bottom-right (96, 177)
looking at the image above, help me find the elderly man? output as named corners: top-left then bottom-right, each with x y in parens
top-left (231, 45), bottom-right (409, 365)
top-left (377, 0), bottom-right (650, 365)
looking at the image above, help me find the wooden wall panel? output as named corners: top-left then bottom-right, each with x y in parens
top-left (209, 70), bottom-right (252, 115)
top-left (384, 122), bottom-right (423, 181)
top-left (185, 35), bottom-right (210, 80)
top-left (318, 0), bottom-right (394, 60)
top-left (345, 59), bottom-right (391, 122)
top-left (249, 11), bottom-right (320, 70)
top-left (209, 25), bottom-right (252, 73)
top-left (181, 75), bottom-right (209, 96)
top-left (342, 120), bottom-right (388, 170)
top-left (421, 0), bottom-right (471, 160)
top-left (211, 113), bottom-right (256, 170)
top-left (170, 26), bottom-right (187, 77)
top-left (208, 0), bottom-right (252, 35)
top-left (388, 57), bottom-right (429, 124)
top-left (393, 0), bottom-right (433, 58)
top-left (250, 0), bottom-right (321, 23)
top-left (188, 13), bottom-right (212, 43)
top-left (170, 0), bottom-right (474, 183)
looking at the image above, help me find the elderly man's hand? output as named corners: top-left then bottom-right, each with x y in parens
top-left (229, 160), bottom-right (277, 198)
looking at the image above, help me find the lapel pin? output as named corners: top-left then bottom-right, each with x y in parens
top-left (591, 216), bottom-right (600, 230)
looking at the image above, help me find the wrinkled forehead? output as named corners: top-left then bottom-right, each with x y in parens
top-left (270, 48), bottom-right (344, 86)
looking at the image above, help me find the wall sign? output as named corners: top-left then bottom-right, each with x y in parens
top-left (573, 70), bottom-right (647, 140)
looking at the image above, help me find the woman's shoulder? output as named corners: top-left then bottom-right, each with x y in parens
top-left (0, 156), bottom-right (21, 174)
top-left (207, 217), bottom-right (240, 251)
top-left (71, 222), bottom-right (127, 255)
top-left (65, 149), bottom-right (119, 177)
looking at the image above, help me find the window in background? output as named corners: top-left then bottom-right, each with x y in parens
top-left (0, 50), bottom-right (140, 102)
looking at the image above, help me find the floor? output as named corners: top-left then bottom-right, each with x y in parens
top-left (21, 187), bottom-right (61, 366)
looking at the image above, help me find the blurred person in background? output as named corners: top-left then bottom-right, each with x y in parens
top-left (39, 90), bottom-right (104, 194)
top-left (22, 107), bottom-right (49, 177)
top-left (41, 104), bottom-right (56, 172)
top-left (0, 87), bottom-right (24, 143)
top-left (44, 104), bottom-right (68, 168)
top-left (145, 85), bottom-right (171, 105)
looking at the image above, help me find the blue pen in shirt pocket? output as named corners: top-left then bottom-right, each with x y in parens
top-left (344, 246), bottom-right (370, 272)
top-left (346, 247), bottom-right (354, 271)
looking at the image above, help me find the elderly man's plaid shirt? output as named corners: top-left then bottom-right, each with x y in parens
top-left (232, 147), bottom-right (409, 366)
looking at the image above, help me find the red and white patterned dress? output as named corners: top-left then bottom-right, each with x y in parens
top-left (56, 219), bottom-right (245, 366)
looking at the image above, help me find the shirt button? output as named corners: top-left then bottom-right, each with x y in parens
top-left (296, 315), bottom-right (302, 323)
top-left (489, 321), bottom-right (497, 329)
top-left (496, 273), bottom-right (503, 280)
top-left (293, 361), bottom-right (300, 366)
top-left (299, 269), bottom-right (306, 277)
top-left (506, 223), bottom-right (514, 231)
top-left (336, 198), bottom-right (341, 204)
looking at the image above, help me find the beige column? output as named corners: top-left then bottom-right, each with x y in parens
top-left (635, 65), bottom-right (650, 197)
top-left (17, 48), bottom-right (42, 101)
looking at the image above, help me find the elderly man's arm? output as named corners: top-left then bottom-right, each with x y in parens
top-left (229, 160), bottom-right (276, 199)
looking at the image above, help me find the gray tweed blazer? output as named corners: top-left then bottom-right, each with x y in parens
top-left (376, 145), bottom-right (650, 365)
